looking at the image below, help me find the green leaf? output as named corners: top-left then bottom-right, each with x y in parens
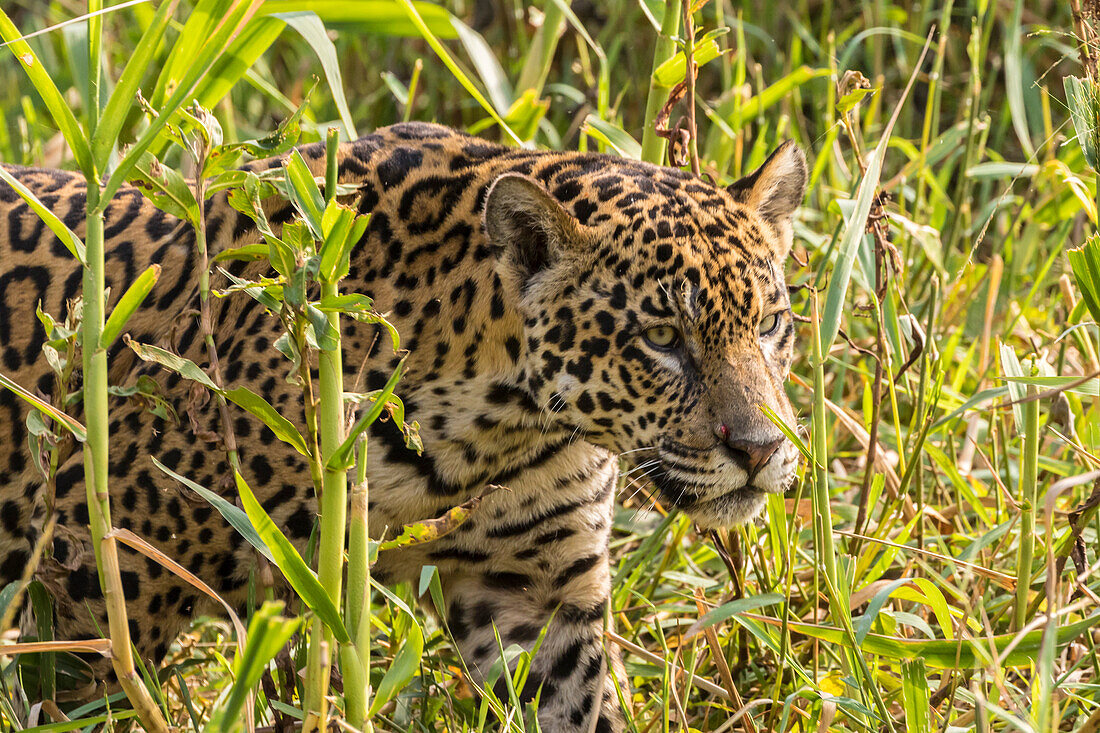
top-left (326, 358), bottom-right (406, 471)
top-left (235, 472), bottom-right (350, 643)
top-left (206, 602), bottom-right (301, 733)
top-left (1065, 75), bottom-right (1100, 171)
top-left (368, 621), bottom-right (423, 718)
top-left (724, 66), bottom-right (831, 131)
top-left (126, 340), bottom-right (219, 392)
top-left (502, 89), bottom-right (550, 143)
top-left (0, 166), bottom-right (86, 264)
top-left (1004, 0), bottom-right (1034, 158)
top-left (451, 18), bottom-right (512, 112)
top-left (965, 162), bottom-right (1039, 179)
top-left (273, 11), bottom-right (357, 138)
top-left (318, 202), bottom-right (357, 282)
top-left (14, 710), bottom-right (137, 731)
top-left (205, 99), bottom-right (307, 177)
top-left (1069, 234), bottom-right (1100, 324)
top-left (213, 243), bottom-right (269, 263)
top-left (998, 343), bottom-right (1027, 434)
top-left (853, 577), bottom-right (913, 645)
top-left (218, 266), bottom-right (284, 314)
top-left (901, 658), bottom-right (930, 733)
top-left (0, 372), bottom-right (86, 442)
top-left (836, 86), bottom-right (875, 115)
top-left (760, 612), bottom-right (1100, 668)
top-left (759, 403), bottom-right (812, 462)
top-left (259, 0), bottom-right (458, 38)
top-left (224, 386), bottom-right (309, 456)
top-left (129, 152), bottom-right (200, 224)
top-left (283, 149), bottom-right (326, 238)
top-left (0, 9), bottom-right (94, 178)
top-left (683, 592), bottom-right (783, 639)
top-left (184, 15), bottom-right (286, 130)
top-left (819, 51), bottom-right (921, 354)
top-left (652, 31), bottom-right (726, 87)
top-left (1001, 374), bottom-right (1099, 396)
top-left (396, 0), bottom-right (521, 145)
top-left (104, 0), bottom-right (261, 202)
top-left (100, 265), bottom-right (160, 350)
top-left (151, 456), bottom-right (274, 564)
top-left (581, 115), bottom-right (642, 159)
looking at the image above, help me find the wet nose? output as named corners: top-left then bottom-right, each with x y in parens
top-left (717, 424), bottom-right (783, 482)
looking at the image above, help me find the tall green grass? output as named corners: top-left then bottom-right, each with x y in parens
top-left (1, 0), bottom-right (1100, 731)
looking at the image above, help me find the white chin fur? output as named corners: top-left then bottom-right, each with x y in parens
top-left (685, 488), bottom-right (768, 530)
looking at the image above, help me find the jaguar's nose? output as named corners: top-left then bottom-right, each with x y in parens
top-left (716, 424), bottom-right (783, 482)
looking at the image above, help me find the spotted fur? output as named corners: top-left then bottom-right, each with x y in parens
top-left (0, 122), bottom-right (806, 731)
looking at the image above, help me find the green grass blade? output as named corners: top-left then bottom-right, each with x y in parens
top-left (326, 357), bottom-right (406, 471)
top-left (126, 340), bottom-right (220, 391)
top-left (1003, 0), bottom-right (1034, 158)
top-left (0, 372), bottom-right (86, 442)
top-left (0, 165), bottom-right (86, 263)
top-left (900, 658), bottom-right (930, 733)
top-left (820, 35), bottom-right (931, 352)
top-left (235, 472), bottom-right (350, 644)
top-left (761, 612), bottom-right (1100, 668)
top-left (99, 264), bottom-right (160, 349)
top-left (396, 0), bottom-right (521, 145)
top-left (151, 456), bottom-right (274, 564)
top-left (206, 602), bottom-right (301, 733)
top-left (224, 386), bottom-right (310, 456)
top-left (581, 115), bottom-right (641, 159)
top-left (452, 18), bottom-right (513, 113)
top-left (367, 620), bottom-right (423, 718)
top-left (259, 0), bottom-right (458, 38)
top-left (273, 11), bottom-right (357, 138)
top-left (0, 10), bottom-right (94, 178)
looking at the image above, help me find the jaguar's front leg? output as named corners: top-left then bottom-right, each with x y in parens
top-left (439, 555), bottom-right (627, 733)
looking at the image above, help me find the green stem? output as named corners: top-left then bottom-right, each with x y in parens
top-left (307, 128), bottom-right (350, 731)
top-left (194, 159), bottom-right (240, 473)
top-left (1014, 383), bottom-right (1040, 631)
top-left (84, 187), bottom-right (168, 733)
top-left (640, 0), bottom-right (682, 164)
top-left (809, 297), bottom-right (840, 598)
top-left (346, 439), bottom-right (372, 730)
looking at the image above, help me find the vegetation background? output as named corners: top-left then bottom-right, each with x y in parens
top-left (2, 0), bottom-right (1100, 731)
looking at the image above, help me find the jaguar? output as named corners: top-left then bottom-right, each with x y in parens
top-left (0, 122), bottom-right (806, 731)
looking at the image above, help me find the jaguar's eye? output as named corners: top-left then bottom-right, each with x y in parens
top-left (758, 312), bottom-right (781, 337)
top-left (643, 325), bottom-right (680, 349)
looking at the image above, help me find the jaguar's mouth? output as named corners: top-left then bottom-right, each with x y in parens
top-left (649, 465), bottom-right (770, 529)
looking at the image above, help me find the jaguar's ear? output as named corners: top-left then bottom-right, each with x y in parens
top-left (726, 141), bottom-right (807, 227)
top-left (483, 173), bottom-right (581, 280)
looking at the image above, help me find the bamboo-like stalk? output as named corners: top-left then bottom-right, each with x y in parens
top-left (640, 0), bottom-right (682, 164)
top-left (810, 296), bottom-right (840, 599)
top-left (1013, 383), bottom-right (1040, 631)
top-left (193, 140), bottom-right (240, 473)
top-left (83, 14), bottom-right (165, 722)
top-left (84, 188), bottom-right (169, 733)
top-left (346, 437), bottom-right (372, 730)
top-left (305, 129), bottom-right (351, 731)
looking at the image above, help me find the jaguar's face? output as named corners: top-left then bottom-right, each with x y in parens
top-left (484, 144), bottom-right (807, 528)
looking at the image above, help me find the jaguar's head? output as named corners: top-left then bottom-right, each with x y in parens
top-left (484, 143), bottom-right (807, 528)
